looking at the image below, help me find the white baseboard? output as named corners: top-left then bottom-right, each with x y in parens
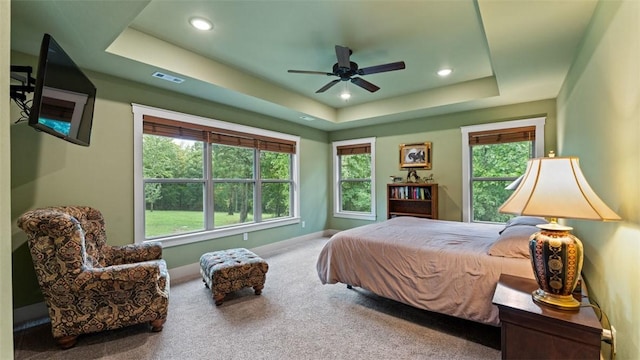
top-left (13, 301), bottom-right (48, 331)
top-left (169, 229), bottom-right (330, 281)
top-left (323, 229), bottom-right (339, 237)
top-left (168, 262), bottom-right (202, 284)
top-left (14, 230), bottom-right (333, 329)
top-left (251, 230), bottom-right (330, 257)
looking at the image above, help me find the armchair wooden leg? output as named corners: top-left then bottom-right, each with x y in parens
top-left (253, 284), bottom-right (264, 295)
top-left (150, 319), bottom-right (166, 332)
top-left (214, 293), bottom-right (225, 306)
top-left (56, 335), bottom-right (78, 349)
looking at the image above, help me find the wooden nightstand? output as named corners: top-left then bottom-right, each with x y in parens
top-left (492, 274), bottom-right (602, 360)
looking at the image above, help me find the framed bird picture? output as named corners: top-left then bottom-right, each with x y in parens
top-left (399, 142), bottom-right (432, 169)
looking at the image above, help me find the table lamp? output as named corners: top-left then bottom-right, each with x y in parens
top-left (499, 152), bottom-right (621, 310)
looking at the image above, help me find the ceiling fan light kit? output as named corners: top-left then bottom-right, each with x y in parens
top-left (288, 45), bottom-right (405, 94)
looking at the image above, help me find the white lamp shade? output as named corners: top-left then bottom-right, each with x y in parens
top-left (505, 175), bottom-right (524, 190)
top-left (499, 156), bottom-right (621, 221)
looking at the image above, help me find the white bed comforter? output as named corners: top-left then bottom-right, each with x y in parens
top-left (316, 217), bottom-right (534, 325)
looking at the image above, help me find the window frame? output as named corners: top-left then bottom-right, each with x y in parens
top-left (133, 103), bottom-right (300, 247)
top-left (332, 137), bottom-right (376, 221)
top-left (460, 117), bottom-right (545, 223)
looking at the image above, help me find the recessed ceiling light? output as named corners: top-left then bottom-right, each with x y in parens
top-left (340, 92), bottom-right (351, 100)
top-left (299, 115), bottom-right (315, 121)
top-left (190, 17), bottom-right (213, 31)
top-left (437, 68), bottom-right (453, 77)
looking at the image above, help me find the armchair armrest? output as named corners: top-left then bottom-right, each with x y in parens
top-left (74, 259), bottom-right (168, 291)
top-left (108, 241), bottom-right (163, 265)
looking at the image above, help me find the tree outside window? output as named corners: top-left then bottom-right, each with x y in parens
top-left (340, 153), bottom-right (372, 212)
top-left (212, 144), bottom-right (255, 226)
top-left (143, 134), bottom-right (205, 238)
top-left (333, 138), bottom-right (376, 220)
top-left (137, 109), bottom-right (298, 243)
top-left (461, 118), bottom-right (545, 223)
top-left (260, 151), bottom-right (292, 220)
top-left (471, 141), bottom-right (531, 222)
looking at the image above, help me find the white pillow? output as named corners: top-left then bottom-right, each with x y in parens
top-left (488, 225), bottom-right (541, 259)
top-left (499, 216), bottom-right (548, 234)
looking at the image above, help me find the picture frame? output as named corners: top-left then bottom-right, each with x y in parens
top-left (399, 142), bottom-right (432, 169)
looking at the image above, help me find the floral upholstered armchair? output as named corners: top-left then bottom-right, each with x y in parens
top-left (17, 206), bottom-right (170, 349)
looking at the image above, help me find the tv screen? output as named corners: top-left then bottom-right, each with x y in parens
top-left (29, 33), bottom-right (96, 146)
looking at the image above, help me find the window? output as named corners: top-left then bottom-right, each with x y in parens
top-left (461, 118), bottom-right (545, 223)
top-left (332, 138), bottom-right (376, 220)
top-left (133, 104), bottom-right (300, 247)
top-left (143, 135), bottom-right (206, 238)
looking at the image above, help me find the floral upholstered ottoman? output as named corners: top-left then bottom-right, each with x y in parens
top-left (199, 248), bottom-right (269, 305)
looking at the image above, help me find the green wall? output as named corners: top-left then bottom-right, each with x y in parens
top-left (557, 1), bottom-right (639, 359)
top-left (328, 99), bottom-right (557, 230)
top-left (9, 51), bottom-right (330, 308)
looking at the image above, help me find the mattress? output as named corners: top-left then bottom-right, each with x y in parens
top-left (316, 216), bottom-right (535, 325)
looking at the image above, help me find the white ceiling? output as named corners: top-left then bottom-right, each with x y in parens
top-left (10, 0), bottom-right (598, 131)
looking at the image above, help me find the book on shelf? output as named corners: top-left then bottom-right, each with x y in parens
top-left (388, 185), bottom-right (432, 200)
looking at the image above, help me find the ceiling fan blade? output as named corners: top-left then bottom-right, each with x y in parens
top-left (335, 45), bottom-right (351, 69)
top-left (351, 77), bottom-right (380, 93)
top-left (316, 79), bottom-right (341, 93)
top-left (288, 70), bottom-right (334, 76)
top-left (357, 61), bottom-right (406, 75)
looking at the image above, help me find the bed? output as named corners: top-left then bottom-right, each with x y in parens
top-left (316, 216), bottom-right (547, 326)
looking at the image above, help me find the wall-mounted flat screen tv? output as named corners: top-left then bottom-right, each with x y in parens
top-left (29, 33), bottom-right (96, 146)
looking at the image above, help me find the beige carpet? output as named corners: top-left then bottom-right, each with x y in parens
top-left (13, 237), bottom-right (501, 359)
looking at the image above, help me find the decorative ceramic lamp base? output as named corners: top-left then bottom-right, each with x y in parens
top-left (529, 223), bottom-right (584, 311)
top-left (532, 288), bottom-right (580, 310)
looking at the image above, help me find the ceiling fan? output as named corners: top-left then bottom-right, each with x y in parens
top-left (288, 45), bottom-right (406, 94)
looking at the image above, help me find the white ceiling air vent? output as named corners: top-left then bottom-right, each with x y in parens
top-left (152, 71), bottom-right (185, 84)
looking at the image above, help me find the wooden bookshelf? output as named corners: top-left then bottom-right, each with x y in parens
top-left (387, 183), bottom-right (438, 219)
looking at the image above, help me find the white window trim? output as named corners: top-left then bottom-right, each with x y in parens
top-left (332, 137), bottom-right (376, 221)
top-left (460, 117), bottom-right (545, 223)
top-left (132, 103), bottom-right (301, 247)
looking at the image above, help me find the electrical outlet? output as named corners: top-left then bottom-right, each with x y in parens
top-left (243, 233), bottom-right (248, 241)
top-left (611, 325), bottom-right (617, 355)
top-left (301, 221), bottom-right (306, 228)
